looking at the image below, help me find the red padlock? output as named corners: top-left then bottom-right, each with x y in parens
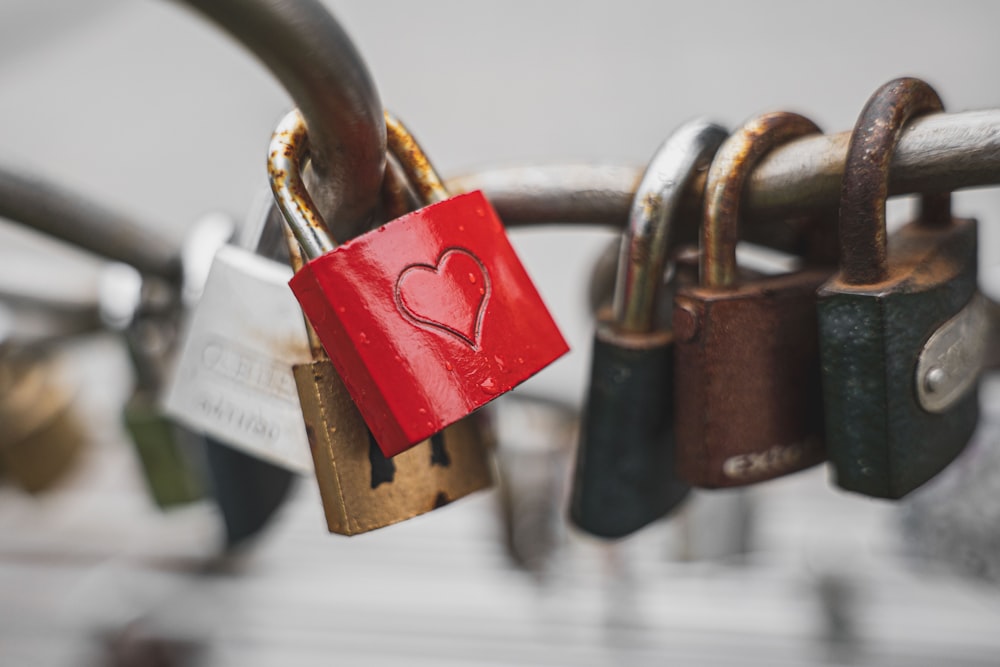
top-left (270, 110), bottom-right (568, 457)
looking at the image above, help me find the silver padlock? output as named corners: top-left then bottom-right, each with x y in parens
top-left (164, 194), bottom-right (313, 472)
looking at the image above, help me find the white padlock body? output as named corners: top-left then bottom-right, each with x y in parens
top-left (164, 245), bottom-right (313, 472)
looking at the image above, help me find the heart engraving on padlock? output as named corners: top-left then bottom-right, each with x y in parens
top-left (395, 247), bottom-right (491, 348)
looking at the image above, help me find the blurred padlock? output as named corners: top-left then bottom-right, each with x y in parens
top-left (673, 112), bottom-right (834, 487)
top-left (818, 78), bottom-right (981, 499)
top-left (100, 262), bottom-right (205, 509)
top-left (570, 120), bottom-right (727, 537)
top-left (164, 201), bottom-right (313, 472)
top-left (0, 349), bottom-right (86, 493)
top-left (283, 173), bottom-right (493, 536)
top-left (172, 210), bottom-right (297, 548)
top-left (491, 393), bottom-right (576, 576)
top-left (272, 110), bottom-right (568, 458)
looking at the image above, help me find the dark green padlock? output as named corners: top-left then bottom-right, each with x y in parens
top-left (569, 119), bottom-right (727, 538)
top-left (817, 78), bottom-right (981, 499)
top-left (101, 262), bottom-right (206, 510)
top-left (123, 394), bottom-right (204, 509)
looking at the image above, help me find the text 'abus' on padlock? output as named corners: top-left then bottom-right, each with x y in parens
top-left (569, 119), bottom-right (727, 538)
top-left (282, 211), bottom-right (492, 536)
top-left (818, 78), bottom-right (981, 499)
top-left (673, 112), bottom-right (833, 488)
top-left (164, 202), bottom-right (313, 473)
top-left (270, 110), bottom-right (568, 458)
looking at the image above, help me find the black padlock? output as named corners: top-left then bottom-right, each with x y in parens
top-left (818, 77), bottom-right (981, 499)
top-left (569, 119), bottom-right (727, 538)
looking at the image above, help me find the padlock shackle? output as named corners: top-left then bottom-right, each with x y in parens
top-left (839, 78), bottom-right (949, 286)
top-left (176, 0), bottom-right (386, 243)
top-left (701, 112), bottom-right (822, 288)
top-left (384, 113), bottom-right (449, 206)
top-left (269, 109), bottom-right (338, 259)
top-left (613, 119), bottom-right (727, 333)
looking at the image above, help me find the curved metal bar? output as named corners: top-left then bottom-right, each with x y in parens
top-left (175, 0), bottom-right (385, 242)
top-left (0, 168), bottom-right (181, 281)
top-left (448, 109), bottom-right (1000, 231)
top-left (5, 108), bottom-right (1000, 284)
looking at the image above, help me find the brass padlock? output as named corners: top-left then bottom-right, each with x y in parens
top-left (0, 350), bottom-right (86, 493)
top-left (673, 112), bottom-right (834, 487)
top-left (283, 173), bottom-right (492, 536)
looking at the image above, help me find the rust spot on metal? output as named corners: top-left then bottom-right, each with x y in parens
top-left (839, 78), bottom-right (946, 285)
top-left (384, 111), bottom-right (449, 205)
top-left (268, 109), bottom-right (339, 256)
top-left (702, 112), bottom-right (823, 288)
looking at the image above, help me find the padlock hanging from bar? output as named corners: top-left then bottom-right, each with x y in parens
top-left (270, 110), bottom-right (568, 458)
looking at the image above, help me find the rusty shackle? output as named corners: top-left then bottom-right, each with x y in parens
top-left (839, 78), bottom-right (950, 286)
top-left (701, 112), bottom-right (822, 288)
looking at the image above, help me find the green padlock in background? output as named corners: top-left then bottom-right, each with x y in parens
top-left (102, 262), bottom-right (205, 509)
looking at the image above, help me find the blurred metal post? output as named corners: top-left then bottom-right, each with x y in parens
top-left (0, 168), bottom-right (181, 281)
top-left (448, 109), bottom-right (1000, 229)
top-left (173, 0), bottom-right (386, 242)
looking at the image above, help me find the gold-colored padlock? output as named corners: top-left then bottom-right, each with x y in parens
top-left (283, 172), bottom-right (493, 536)
top-left (0, 351), bottom-right (86, 493)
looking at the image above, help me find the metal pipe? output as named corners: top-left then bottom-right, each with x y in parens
top-left (4, 108), bottom-right (999, 281)
top-left (174, 0), bottom-right (385, 242)
top-left (448, 109), bottom-right (1000, 230)
top-left (0, 168), bottom-right (181, 281)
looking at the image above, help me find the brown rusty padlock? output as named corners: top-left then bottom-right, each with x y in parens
top-left (284, 170), bottom-right (493, 536)
top-left (673, 112), bottom-right (834, 487)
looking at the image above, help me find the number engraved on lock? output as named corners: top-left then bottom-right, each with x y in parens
top-left (199, 337), bottom-right (298, 403)
top-left (722, 441), bottom-right (813, 480)
top-left (194, 392), bottom-right (281, 441)
top-left (395, 247), bottom-right (491, 349)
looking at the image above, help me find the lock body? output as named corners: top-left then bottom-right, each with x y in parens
top-left (571, 323), bottom-right (689, 537)
top-left (674, 269), bottom-right (829, 487)
top-left (164, 244), bottom-right (313, 472)
top-left (123, 393), bottom-right (204, 509)
top-left (0, 356), bottom-right (85, 493)
top-left (290, 191), bottom-right (568, 457)
top-left (818, 217), bottom-right (978, 498)
top-left (293, 357), bottom-right (493, 535)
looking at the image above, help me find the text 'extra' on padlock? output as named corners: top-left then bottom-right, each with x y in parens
top-left (270, 110), bottom-right (568, 458)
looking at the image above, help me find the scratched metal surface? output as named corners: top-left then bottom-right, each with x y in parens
top-left (3, 2), bottom-right (1000, 665)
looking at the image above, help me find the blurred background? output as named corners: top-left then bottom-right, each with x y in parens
top-left (2, 1), bottom-right (1000, 665)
